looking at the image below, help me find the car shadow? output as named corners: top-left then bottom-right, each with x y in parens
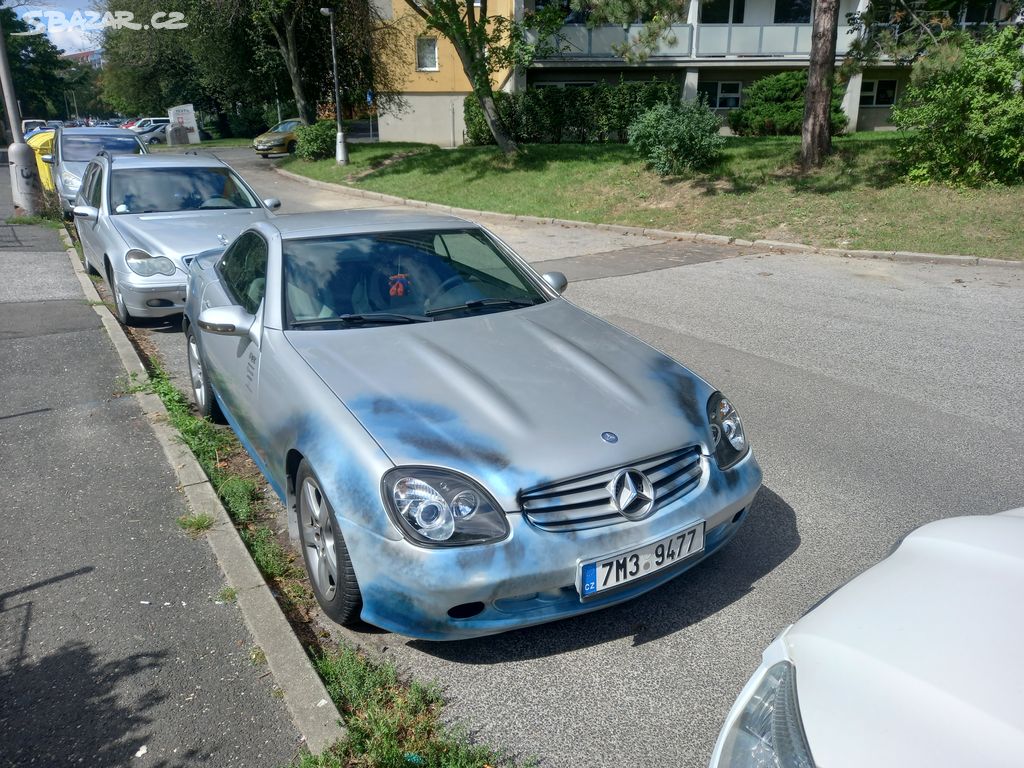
top-left (0, 568), bottom-right (201, 766)
top-left (408, 485), bottom-right (799, 661)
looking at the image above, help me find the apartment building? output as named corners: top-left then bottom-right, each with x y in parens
top-left (377, 0), bottom-right (1011, 145)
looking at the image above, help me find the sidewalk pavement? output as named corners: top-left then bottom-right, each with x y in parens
top-left (0, 182), bottom-right (302, 765)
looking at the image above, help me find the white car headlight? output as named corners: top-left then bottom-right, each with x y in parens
top-left (61, 169), bottom-right (81, 192)
top-left (713, 660), bottom-right (815, 768)
top-left (383, 468), bottom-right (509, 546)
top-left (125, 248), bottom-right (176, 277)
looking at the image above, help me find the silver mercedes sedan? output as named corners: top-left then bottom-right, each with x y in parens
top-left (184, 210), bottom-right (762, 640)
top-left (73, 153), bottom-right (280, 324)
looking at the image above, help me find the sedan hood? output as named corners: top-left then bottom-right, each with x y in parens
top-left (61, 161), bottom-right (88, 180)
top-left (285, 300), bottom-right (716, 501)
top-left (112, 210), bottom-right (270, 265)
top-left (787, 511), bottom-right (1024, 768)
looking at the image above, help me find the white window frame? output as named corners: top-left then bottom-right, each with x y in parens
top-left (701, 81), bottom-right (742, 109)
top-left (860, 79), bottom-right (897, 107)
top-left (416, 37), bottom-right (439, 72)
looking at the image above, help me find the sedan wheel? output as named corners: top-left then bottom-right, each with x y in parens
top-left (108, 266), bottom-right (133, 326)
top-left (185, 326), bottom-right (223, 423)
top-left (297, 461), bottom-right (361, 625)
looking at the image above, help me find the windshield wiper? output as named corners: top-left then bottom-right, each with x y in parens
top-left (290, 313), bottom-right (433, 329)
top-left (426, 297), bottom-right (540, 317)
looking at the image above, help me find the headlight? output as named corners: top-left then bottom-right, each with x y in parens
top-left (707, 392), bottom-right (749, 470)
top-left (61, 169), bottom-right (81, 192)
top-left (125, 248), bottom-right (176, 277)
top-left (382, 468), bottom-right (509, 547)
top-left (715, 661), bottom-right (815, 768)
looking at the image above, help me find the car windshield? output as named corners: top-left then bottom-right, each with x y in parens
top-left (62, 135), bottom-right (143, 162)
top-left (269, 120), bottom-right (300, 133)
top-left (109, 166), bottom-right (261, 214)
top-left (282, 229), bottom-right (546, 328)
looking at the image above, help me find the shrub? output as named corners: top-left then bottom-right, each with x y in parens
top-left (295, 119), bottom-right (336, 160)
top-left (893, 28), bottom-right (1024, 186)
top-left (728, 71), bottom-right (847, 136)
top-left (627, 98), bottom-right (725, 176)
top-left (463, 79), bottom-right (680, 145)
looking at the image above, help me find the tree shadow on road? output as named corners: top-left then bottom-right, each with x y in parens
top-left (0, 569), bottom-right (200, 767)
top-left (410, 485), bottom-right (799, 662)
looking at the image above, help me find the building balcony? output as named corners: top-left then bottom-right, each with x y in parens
top-left (536, 22), bottom-right (861, 61)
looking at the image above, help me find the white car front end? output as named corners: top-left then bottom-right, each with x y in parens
top-left (711, 509), bottom-right (1024, 768)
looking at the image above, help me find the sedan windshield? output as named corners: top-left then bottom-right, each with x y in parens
top-left (110, 167), bottom-right (261, 214)
top-left (61, 135), bottom-right (143, 162)
top-left (282, 229), bottom-right (546, 328)
top-left (268, 120), bottom-right (300, 133)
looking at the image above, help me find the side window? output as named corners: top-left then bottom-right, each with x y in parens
top-left (218, 233), bottom-right (269, 315)
top-left (86, 164), bottom-right (103, 208)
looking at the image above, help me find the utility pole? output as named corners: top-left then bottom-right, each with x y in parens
top-left (0, 14), bottom-right (39, 214)
top-left (320, 6), bottom-right (349, 165)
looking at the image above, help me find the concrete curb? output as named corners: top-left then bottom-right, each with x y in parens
top-left (273, 165), bottom-right (1024, 270)
top-left (59, 230), bottom-right (345, 755)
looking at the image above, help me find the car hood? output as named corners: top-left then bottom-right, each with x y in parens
top-left (284, 300), bottom-right (717, 501)
top-left (60, 161), bottom-right (88, 179)
top-left (255, 131), bottom-right (292, 144)
top-left (786, 511), bottom-right (1024, 768)
top-left (112, 210), bottom-right (270, 265)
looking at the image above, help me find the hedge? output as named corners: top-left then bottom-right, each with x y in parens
top-left (464, 80), bottom-right (680, 145)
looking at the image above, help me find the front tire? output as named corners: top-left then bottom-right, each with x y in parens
top-left (296, 460), bottom-right (362, 625)
top-left (286, 141), bottom-right (297, 154)
top-left (107, 264), bottom-right (133, 326)
top-left (259, 153), bottom-right (269, 159)
top-left (185, 325), bottom-right (224, 423)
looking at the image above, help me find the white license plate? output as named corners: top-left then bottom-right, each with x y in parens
top-left (578, 523), bottom-right (705, 599)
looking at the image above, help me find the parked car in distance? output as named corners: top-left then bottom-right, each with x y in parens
top-left (45, 127), bottom-right (147, 215)
top-left (709, 508), bottom-right (1024, 768)
top-left (130, 117), bottom-right (171, 133)
top-left (183, 210), bottom-right (762, 640)
top-left (72, 153), bottom-right (281, 324)
top-left (252, 118), bottom-right (301, 157)
top-left (21, 119), bottom-right (47, 134)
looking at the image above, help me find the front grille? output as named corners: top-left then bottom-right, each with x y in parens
top-left (519, 446), bottom-right (704, 532)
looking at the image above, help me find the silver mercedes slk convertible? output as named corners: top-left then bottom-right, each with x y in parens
top-left (183, 210), bottom-right (762, 640)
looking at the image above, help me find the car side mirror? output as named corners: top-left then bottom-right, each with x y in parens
top-left (263, 197), bottom-right (281, 211)
top-left (41, 154), bottom-right (54, 164)
top-left (198, 305), bottom-right (254, 338)
top-left (72, 205), bottom-right (98, 222)
top-left (542, 271), bottom-right (568, 294)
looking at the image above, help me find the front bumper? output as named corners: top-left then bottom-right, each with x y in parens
top-left (119, 278), bottom-right (187, 318)
top-left (253, 143), bottom-right (286, 153)
top-left (343, 450), bottom-right (763, 640)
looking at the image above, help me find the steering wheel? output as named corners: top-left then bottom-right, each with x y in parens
top-left (426, 275), bottom-right (467, 308)
top-left (200, 197), bottom-right (234, 209)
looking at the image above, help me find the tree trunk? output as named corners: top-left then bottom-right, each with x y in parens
top-left (477, 90), bottom-right (518, 154)
top-left (800, 0), bottom-right (840, 170)
top-left (271, 14), bottom-right (314, 125)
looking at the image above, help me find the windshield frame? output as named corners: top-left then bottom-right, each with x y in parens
top-left (280, 227), bottom-right (551, 331)
top-left (107, 165), bottom-right (263, 215)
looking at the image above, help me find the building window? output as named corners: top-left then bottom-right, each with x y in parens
top-left (416, 37), bottom-right (438, 71)
top-left (698, 81), bottom-right (742, 109)
top-left (702, 0), bottom-right (745, 24)
top-left (859, 79), bottom-right (897, 107)
top-left (773, 0), bottom-right (812, 23)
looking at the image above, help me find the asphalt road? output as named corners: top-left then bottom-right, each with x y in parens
top-left (136, 148), bottom-right (1024, 767)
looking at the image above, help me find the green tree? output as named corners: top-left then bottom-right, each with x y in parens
top-left (2, 7), bottom-right (68, 119)
top-left (400, 0), bottom-right (565, 153)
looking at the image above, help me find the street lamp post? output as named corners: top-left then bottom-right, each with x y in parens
top-left (0, 13), bottom-right (39, 214)
top-left (320, 6), bottom-right (349, 165)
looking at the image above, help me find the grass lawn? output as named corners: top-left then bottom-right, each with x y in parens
top-left (282, 134), bottom-right (1024, 260)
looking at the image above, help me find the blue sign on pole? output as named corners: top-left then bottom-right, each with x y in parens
top-left (366, 90), bottom-right (374, 105)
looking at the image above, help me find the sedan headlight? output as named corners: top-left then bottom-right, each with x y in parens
top-left (125, 248), bottom-right (176, 277)
top-left (714, 661), bottom-right (815, 768)
top-left (60, 169), bottom-right (81, 193)
top-left (707, 392), bottom-right (749, 469)
top-left (382, 468), bottom-right (509, 547)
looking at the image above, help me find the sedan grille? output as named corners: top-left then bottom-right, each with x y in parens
top-left (519, 446), bottom-right (704, 532)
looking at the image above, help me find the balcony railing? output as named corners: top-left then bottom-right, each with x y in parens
top-left (539, 22), bottom-right (861, 60)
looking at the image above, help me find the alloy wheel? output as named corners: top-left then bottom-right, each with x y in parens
top-left (301, 476), bottom-right (338, 600)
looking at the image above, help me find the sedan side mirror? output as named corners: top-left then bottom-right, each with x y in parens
top-left (41, 154), bottom-right (54, 164)
top-left (263, 197), bottom-right (281, 211)
top-left (542, 271), bottom-right (568, 294)
top-left (72, 205), bottom-right (98, 222)
top-left (198, 305), bottom-right (254, 337)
